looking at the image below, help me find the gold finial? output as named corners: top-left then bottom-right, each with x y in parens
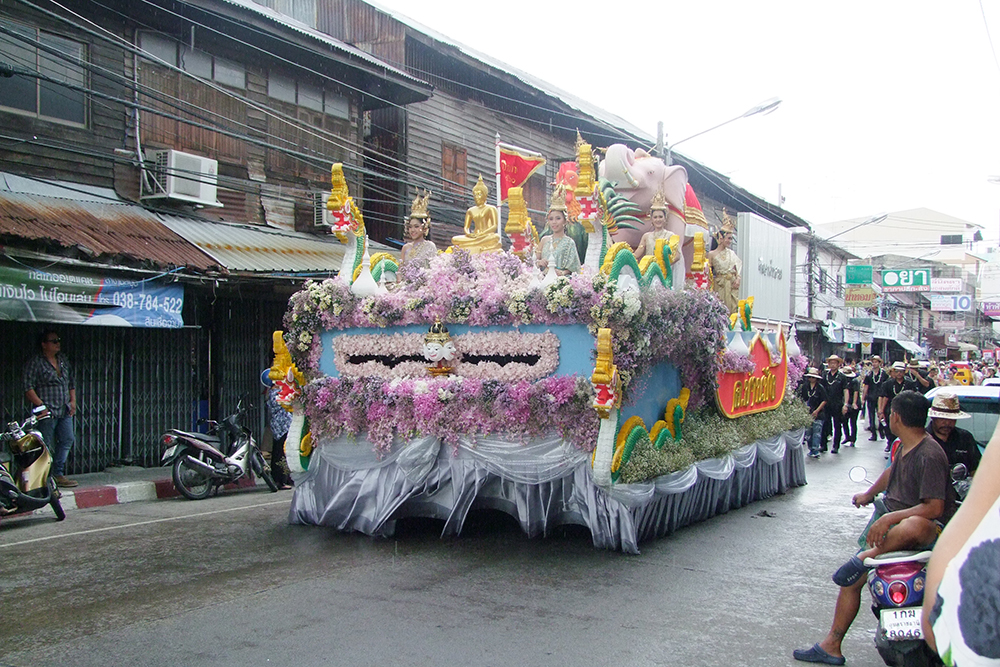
top-left (574, 140), bottom-right (596, 198)
top-left (650, 189), bottom-right (668, 212)
top-left (327, 163), bottom-right (350, 212)
top-left (548, 183), bottom-right (568, 212)
top-left (505, 186), bottom-right (529, 234)
top-left (575, 130), bottom-right (585, 149)
top-left (472, 174), bottom-right (488, 199)
top-left (410, 188), bottom-right (431, 219)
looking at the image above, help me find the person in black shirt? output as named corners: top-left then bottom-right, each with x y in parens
top-left (822, 354), bottom-right (848, 453)
top-left (925, 392), bottom-right (983, 474)
top-left (841, 365), bottom-right (861, 445)
top-left (879, 362), bottom-right (909, 455)
top-left (862, 356), bottom-right (888, 441)
top-left (906, 359), bottom-right (935, 394)
top-left (798, 367), bottom-right (828, 458)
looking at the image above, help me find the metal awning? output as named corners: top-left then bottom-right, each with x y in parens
top-left (157, 215), bottom-right (352, 273)
top-left (896, 340), bottom-right (924, 355)
top-left (949, 342), bottom-right (979, 353)
top-left (0, 173), bottom-right (218, 271)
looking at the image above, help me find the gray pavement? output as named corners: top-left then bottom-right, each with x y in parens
top-left (0, 427), bottom-right (895, 667)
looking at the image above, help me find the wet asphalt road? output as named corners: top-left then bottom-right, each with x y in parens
top-left (0, 430), bottom-right (895, 667)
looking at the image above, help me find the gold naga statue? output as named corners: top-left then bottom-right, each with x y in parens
top-left (452, 175), bottom-right (501, 254)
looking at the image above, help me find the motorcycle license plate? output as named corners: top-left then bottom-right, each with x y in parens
top-left (881, 607), bottom-right (923, 640)
top-left (162, 445), bottom-right (179, 462)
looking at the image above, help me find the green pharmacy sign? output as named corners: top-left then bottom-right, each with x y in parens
top-left (845, 265), bottom-right (873, 285)
top-left (881, 268), bottom-right (930, 293)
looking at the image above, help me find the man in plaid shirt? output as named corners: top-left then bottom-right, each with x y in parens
top-left (23, 329), bottom-right (78, 487)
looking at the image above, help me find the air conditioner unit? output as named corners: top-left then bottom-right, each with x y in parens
top-left (313, 192), bottom-right (334, 228)
top-left (141, 149), bottom-right (222, 207)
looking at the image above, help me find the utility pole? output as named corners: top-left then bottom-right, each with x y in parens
top-left (807, 234), bottom-right (816, 320)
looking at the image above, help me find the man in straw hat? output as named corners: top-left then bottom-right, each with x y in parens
top-left (925, 391), bottom-right (983, 474)
top-left (797, 367), bottom-right (828, 458)
top-left (840, 364), bottom-right (861, 446)
top-left (794, 391), bottom-right (956, 666)
top-left (861, 356), bottom-right (888, 441)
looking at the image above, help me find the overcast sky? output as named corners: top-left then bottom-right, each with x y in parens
top-left (374, 0), bottom-right (1000, 241)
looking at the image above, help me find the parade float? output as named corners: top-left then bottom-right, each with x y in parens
top-left (268, 140), bottom-right (811, 554)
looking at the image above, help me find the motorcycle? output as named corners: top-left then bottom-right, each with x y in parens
top-left (160, 399), bottom-right (278, 500)
top-left (849, 465), bottom-right (970, 667)
top-left (0, 405), bottom-right (66, 522)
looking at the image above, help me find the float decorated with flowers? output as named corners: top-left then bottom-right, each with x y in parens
top-left (269, 138), bottom-right (811, 553)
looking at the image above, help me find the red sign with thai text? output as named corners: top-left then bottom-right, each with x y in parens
top-left (716, 332), bottom-right (788, 419)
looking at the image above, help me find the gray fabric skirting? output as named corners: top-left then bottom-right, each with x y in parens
top-left (288, 428), bottom-right (807, 554)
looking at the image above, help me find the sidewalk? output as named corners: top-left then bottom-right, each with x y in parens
top-left (43, 465), bottom-right (261, 514)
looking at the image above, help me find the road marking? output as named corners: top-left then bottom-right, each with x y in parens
top-left (0, 499), bottom-right (288, 549)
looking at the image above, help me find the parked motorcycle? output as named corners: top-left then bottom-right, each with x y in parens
top-left (160, 400), bottom-right (277, 500)
top-left (849, 465), bottom-right (970, 667)
top-left (0, 405), bottom-right (66, 522)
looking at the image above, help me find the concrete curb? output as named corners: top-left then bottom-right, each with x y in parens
top-left (34, 476), bottom-right (259, 515)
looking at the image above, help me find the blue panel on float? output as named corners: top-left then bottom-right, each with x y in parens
top-left (620, 361), bottom-right (681, 427)
top-left (319, 323), bottom-right (595, 378)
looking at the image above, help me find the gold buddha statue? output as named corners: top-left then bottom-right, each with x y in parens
top-left (452, 175), bottom-right (501, 254)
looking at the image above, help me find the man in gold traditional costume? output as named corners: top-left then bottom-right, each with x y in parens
top-left (400, 190), bottom-right (438, 265)
top-left (708, 212), bottom-right (742, 314)
top-left (452, 175), bottom-right (501, 254)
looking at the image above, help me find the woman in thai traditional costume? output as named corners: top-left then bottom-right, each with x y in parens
top-left (536, 184), bottom-right (581, 276)
top-left (632, 189), bottom-right (672, 261)
top-left (708, 212), bottom-right (742, 314)
top-left (400, 190), bottom-right (437, 265)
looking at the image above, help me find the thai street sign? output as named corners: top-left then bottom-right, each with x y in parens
top-left (931, 278), bottom-right (962, 292)
top-left (845, 286), bottom-right (877, 307)
top-left (982, 301), bottom-right (1000, 317)
top-left (881, 268), bottom-right (930, 292)
top-left (930, 294), bottom-right (973, 312)
top-left (716, 332), bottom-right (787, 418)
top-left (845, 265), bottom-right (873, 285)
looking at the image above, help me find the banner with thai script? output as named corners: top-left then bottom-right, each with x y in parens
top-left (716, 331), bottom-right (787, 418)
top-left (845, 286), bottom-right (877, 307)
top-left (0, 258), bottom-right (184, 328)
top-left (982, 301), bottom-right (1000, 318)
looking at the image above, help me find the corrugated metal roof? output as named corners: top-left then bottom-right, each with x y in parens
top-left (0, 174), bottom-right (218, 271)
top-left (158, 215), bottom-right (350, 272)
top-left (214, 0), bottom-right (428, 89)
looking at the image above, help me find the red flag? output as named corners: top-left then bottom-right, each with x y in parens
top-left (498, 143), bottom-right (545, 202)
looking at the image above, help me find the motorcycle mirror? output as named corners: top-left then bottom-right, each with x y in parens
top-left (951, 463), bottom-right (968, 481)
top-left (848, 466), bottom-right (870, 484)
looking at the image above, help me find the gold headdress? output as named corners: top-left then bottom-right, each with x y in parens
top-left (650, 189), bottom-right (668, 212)
top-left (718, 207), bottom-right (737, 235)
top-left (410, 189), bottom-right (432, 220)
top-left (425, 318), bottom-right (451, 345)
top-left (548, 183), bottom-right (568, 212)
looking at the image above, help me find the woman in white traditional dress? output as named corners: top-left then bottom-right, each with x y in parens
top-left (536, 184), bottom-right (580, 276)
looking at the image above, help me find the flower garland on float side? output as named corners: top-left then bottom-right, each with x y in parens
top-left (284, 250), bottom-right (730, 455)
top-left (303, 374), bottom-right (598, 457)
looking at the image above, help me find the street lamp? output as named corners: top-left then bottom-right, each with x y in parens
top-left (664, 97), bottom-right (782, 165)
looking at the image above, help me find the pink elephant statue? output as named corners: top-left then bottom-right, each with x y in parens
top-left (599, 145), bottom-right (690, 287)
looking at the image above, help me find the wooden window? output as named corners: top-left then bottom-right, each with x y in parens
top-left (441, 142), bottom-right (467, 193)
top-left (0, 20), bottom-right (87, 126)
